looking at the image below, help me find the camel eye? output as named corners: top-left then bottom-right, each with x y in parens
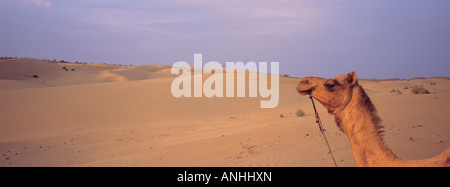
top-left (325, 83), bottom-right (335, 89)
top-left (325, 79), bottom-right (339, 91)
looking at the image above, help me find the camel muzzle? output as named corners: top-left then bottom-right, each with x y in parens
top-left (297, 79), bottom-right (315, 95)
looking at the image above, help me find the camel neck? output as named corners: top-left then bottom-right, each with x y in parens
top-left (336, 86), bottom-right (399, 166)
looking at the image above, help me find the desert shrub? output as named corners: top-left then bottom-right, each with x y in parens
top-left (411, 86), bottom-right (430, 94)
top-left (295, 109), bottom-right (305, 117)
top-left (390, 89), bottom-right (402, 95)
top-left (0, 56), bottom-right (16, 60)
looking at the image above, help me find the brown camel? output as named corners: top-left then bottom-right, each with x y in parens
top-left (297, 71), bottom-right (450, 167)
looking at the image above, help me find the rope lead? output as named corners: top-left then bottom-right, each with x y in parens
top-left (310, 96), bottom-right (338, 167)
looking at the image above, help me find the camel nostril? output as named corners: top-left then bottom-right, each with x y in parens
top-left (300, 79), bottom-right (309, 84)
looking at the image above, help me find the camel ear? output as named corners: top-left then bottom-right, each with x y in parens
top-left (347, 71), bottom-right (358, 85)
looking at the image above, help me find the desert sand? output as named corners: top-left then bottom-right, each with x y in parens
top-left (0, 58), bottom-right (449, 167)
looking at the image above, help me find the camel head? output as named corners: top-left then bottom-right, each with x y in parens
top-left (297, 71), bottom-right (358, 114)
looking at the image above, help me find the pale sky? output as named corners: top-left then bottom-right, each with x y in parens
top-left (1, 0), bottom-right (449, 78)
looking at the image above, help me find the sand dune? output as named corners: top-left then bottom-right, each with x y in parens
top-left (0, 58), bottom-right (449, 166)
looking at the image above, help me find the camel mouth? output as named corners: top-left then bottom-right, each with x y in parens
top-left (297, 88), bottom-right (313, 95)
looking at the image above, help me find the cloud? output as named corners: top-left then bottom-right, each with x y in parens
top-left (89, 10), bottom-right (124, 28)
top-left (172, 0), bottom-right (334, 36)
top-left (71, 0), bottom-right (336, 38)
top-left (21, 0), bottom-right (52, 8)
